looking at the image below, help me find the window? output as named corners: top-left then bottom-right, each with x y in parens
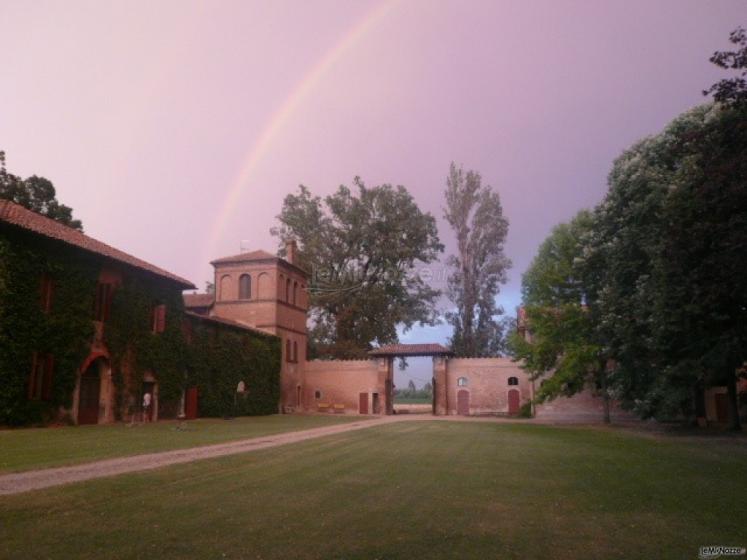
top-left (293, 281), bottom-right (298, 305)
top-left (40, 273), bottom-right (54, 314)
top-left (457, 377), bottom-right (468, 387)
top-left (286, 278), bottom-right (291, 302)
top-left (293, 340), bottom-right (298, 362)
top-left (93, 282), bottom-right (113, 322)
top-left (152, 304), bottom-right (166, 333)
top-left (314, 390), bottom-right (322, 400)
top-left (239, 274), bottom-right (251, 300)
top-left (508, 376), bottom-right (518, 386)
top-left (286, 339), bottom-right (292, 363)
top-left (28, 353), bottom-right (54, 401)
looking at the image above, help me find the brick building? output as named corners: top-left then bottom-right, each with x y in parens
top-left (0, 200), bottom-right (280, 426)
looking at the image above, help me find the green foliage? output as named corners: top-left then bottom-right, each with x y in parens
top-left (443, 163), bottom-right (511, 357)
top-left (704, 27), bottom-right (747, 107)
top-left (518, 401), bottom-right (532, 418)
top-left (0, 229), bottom-right (281, 426)
top-left (0, 230), bottom-right (96, 425)
top-left (0, 151), bottom-right (83, 231)
top-left (271, 178), bottom-right (443, 358)
top-left (184, 322), bottom-right (280, 417)
top-left (106, 280), bottom-right (281, 419)
top-left (510, 211), bottom-right (607, 413)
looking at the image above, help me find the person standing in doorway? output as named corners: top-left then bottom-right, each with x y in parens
top-left (142, 392), bottom-right (152, 423)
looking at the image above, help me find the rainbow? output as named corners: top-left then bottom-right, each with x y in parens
top-left (204, 0), bottom-right (397, 260)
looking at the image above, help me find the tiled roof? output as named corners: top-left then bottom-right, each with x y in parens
top-left (210, 250), bottom-right (277, 264)
top-left (183, 311), bottom-right (277, 338)
top-left (0, 200), bottom-right (195, 289)
top-left (183, 293), bottom-right (215, 308)
top-left (210, 249), bottom-right (309, 276)
top-left (368, 343), bottom-right (453, 357)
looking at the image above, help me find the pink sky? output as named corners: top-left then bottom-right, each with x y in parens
top-left (1, 0), bottom-right (743, 363)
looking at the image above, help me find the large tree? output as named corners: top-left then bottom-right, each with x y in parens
top-left (591, 104), bottom-right (746, 429)
top-left (443, 163), bottom-right (511, 357)
top-left (271, 178), bottom-right (443, 359)
top-left (0, 151), bottom-right (83, 231)
top-left (510, 211), bottom-right (612, 422)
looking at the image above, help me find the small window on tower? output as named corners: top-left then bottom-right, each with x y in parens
top-left (239, 274), bottom-right (251, 300)
top-left (457, 377), bottom-right (468, 387)
top-left (508, 376), bottom-right (518, 386)
top-left (315, 390), bottom-right (322, 400)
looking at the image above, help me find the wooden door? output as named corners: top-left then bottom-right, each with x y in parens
top-left (359, 392), bottom-right (369, 414)
top-left (457, 390), bottom-right (469, 416)
top-left (78, 368), bottom-right (100, 425)
top-left (508, 389), bottom-right (520, 416)
top-left (185, 387), bottom-right (198, 419)
top-left (715, 393), bottom-right (729, 423)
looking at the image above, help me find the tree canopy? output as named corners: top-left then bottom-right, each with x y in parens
top-left (0, 151), bottom-right (83, 231)
top-left (271, 178), bottom-right (443, 359)
top-left (704, 27), bottom-right (747, 107)
top-left (443, 163), bottom-right (511, 357)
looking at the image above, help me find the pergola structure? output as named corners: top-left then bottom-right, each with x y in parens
top-left (368, 343), bottom-right (454, 415)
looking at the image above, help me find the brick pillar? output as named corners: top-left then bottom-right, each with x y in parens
top-left (433, 356), bottom-right (448, 415)
top-left (377, 357), bottom-right (393, 415)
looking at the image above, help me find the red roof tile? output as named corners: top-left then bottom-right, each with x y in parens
top-left (183, 293), bottom-right (215, 308)
top-left (210, 250), bottom-right (277, 264)
top-left (368, 343), bottom-right (453, 357)
top-left (0, 200), bottom-right (195, 289)
top-left (210, 249), bottom-right (309, 276)
top-left (184, 311), bottom-right (277, 338)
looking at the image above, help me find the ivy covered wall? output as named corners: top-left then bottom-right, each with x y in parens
top-left (0, 229), bottom-right (96, 425)
top-left (0, 226), bottom-right (282, 426)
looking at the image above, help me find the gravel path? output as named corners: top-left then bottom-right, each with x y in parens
top-left (0, 416), bottom-right (399, 496)
top-left (0, 414), bottom-right (653, 496)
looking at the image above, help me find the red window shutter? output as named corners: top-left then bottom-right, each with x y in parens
top-left (42, 354), bottom-right (54, 401)
top-left (158, 305), bottom-right (166, 333)
top-left (28, 353), bottom-right (38, 400)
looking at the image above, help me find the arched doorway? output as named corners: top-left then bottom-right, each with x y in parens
top-left (78, 359), bottom-right (105, 424)
top-left (508, 389), bottom-right (520, 416)
top-left (457, 390), bottom-right (470, 416)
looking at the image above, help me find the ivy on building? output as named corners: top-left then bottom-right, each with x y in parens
top-left (0, 230), bottom-right (96, 425)
top-left (1, 229), bottom-right (281, 426)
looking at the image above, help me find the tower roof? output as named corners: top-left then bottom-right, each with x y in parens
top-left (210, 249), bottom-right (308, 277)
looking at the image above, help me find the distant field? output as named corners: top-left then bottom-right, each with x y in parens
top-left (2, 421), bottom-right (746, 559)
top-left (393, 396), bottom-right (432, 404)
top-left (0, 415), bottom-right (364, 473)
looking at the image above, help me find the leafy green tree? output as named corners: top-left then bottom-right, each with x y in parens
top-left (271, 178), bottom-right (443, 358)
top-left (443, 163), bottom-right (511, 357)
top-left (0, 151), bottom-right (83, 231)
top-left (510, 211), bottom-right (612, 422)
top-left (704, 27), bottom-right (747, 107)
top-left (592, 104), bottom-right (746, 429)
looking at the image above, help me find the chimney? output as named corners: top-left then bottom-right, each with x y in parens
top-left (285, 239), bottom-right (297, 265)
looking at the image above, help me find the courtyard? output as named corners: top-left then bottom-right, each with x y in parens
top-left (2, 418), bottom-right (745, 559)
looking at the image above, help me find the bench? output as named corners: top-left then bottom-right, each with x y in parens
top-left (333, 404), bottom-right (345, 414)
top-left (317, 402), bottom-right (331, 413)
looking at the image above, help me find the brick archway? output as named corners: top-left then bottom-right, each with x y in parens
top-left (368, 344), bottom-right (454, 416)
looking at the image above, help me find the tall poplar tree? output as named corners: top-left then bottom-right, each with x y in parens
top-left (443, 163), bottom-right (511, 357)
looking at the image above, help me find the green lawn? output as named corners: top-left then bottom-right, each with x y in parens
top-left (0, 414), bottom-right (365, 473)
top-left (2, 421), bottom-right (746, 559)
top-left (393, 396), bottom-right (432, 404)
